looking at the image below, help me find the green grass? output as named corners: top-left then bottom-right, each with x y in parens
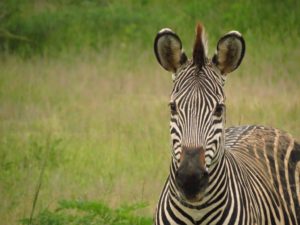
top-left (0, 53), bottom-right (171, 224)
top-left (0, 0), bottom-right (299, 224)
top-left (1, 47), bottom-right (300, 224)
top-left (20, 200), bottom-right (152, 225)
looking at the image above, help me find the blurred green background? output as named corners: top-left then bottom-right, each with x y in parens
top-left (0, 0), bottom-right (299, 224)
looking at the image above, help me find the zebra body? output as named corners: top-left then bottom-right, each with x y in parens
top-left (156, 126), bottom-right (300, 224)
top-left (153, 23), bottom-right (300, 225)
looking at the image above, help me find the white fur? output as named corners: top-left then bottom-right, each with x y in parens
top-left (201, 27), bottom-right (208, 56)
top-left (159, 28), bottom-right (173, 34)
top-left (227, 30), bottom-right (242, 37)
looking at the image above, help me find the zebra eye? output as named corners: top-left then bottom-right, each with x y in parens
top-left (214, 104), bottom-right (224, 117)
top-left (169, 102), bottom-right (177, 114)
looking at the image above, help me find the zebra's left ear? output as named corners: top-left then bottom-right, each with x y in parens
top-left (212, 31), bottom-right (245, 75)
top-left (154, 28), bottom-right (187, 73)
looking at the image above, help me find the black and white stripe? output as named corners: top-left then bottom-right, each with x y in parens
top-left (153, 23), bottom-right (300, 225)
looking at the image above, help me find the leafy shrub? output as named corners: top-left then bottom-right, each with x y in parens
top-left (20, 200), bottom-right (152, 225)
top-left (0, 0), bottom-right (299, 56)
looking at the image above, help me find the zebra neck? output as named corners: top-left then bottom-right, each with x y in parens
top-left (209, 144), bottom-right (225, 171)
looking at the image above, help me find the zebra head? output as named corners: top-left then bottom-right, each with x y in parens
top-left (154, 23), bottom-right (245, 202)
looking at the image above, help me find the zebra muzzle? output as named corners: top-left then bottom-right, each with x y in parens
top-left (175, 146), bottom-right (209, 202)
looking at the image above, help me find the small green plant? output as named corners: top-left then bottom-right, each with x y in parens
top-left (20, 200), bottom-right (152, 225)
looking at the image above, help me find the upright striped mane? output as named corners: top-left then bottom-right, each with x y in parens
top-left (193, 23), bottom-right (208, 68)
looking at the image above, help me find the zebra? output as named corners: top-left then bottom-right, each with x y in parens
top-left (153, 23), bottom-right (300, 225)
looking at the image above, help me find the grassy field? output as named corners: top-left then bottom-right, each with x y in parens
top-left (1, 47), bottom-right (300, 224)
top-left (0, 1), bottom-right (300, 224)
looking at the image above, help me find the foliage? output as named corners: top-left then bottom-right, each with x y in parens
top-left (20, 200), bottom-right (152, 225)
top-left (0, 0), bottom-right (299, 56)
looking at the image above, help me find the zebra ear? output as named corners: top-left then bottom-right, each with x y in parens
top-left (154, 28), bottom-right (187, 73)
top-left (212, 31), bottom-right (245, 75)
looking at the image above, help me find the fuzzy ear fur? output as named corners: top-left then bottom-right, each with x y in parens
top-left (213, 31), bottom-right (245, 75)
top-left (154, 28), bottom-right (187, 72)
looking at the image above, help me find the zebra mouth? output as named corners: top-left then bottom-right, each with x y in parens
top-left (180, 191), bottom-right (206, 203)
top-left (177, 184), bottom-right (208, 203)
top-left (175, 171), bottom-right (209, 203)
top-left (175, 166), bottom-right (209, 202)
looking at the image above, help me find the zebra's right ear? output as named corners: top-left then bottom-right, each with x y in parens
top-left (212, 31), bottom-right (245, 75)
top-left (154, 28), bottom-right (187, 73)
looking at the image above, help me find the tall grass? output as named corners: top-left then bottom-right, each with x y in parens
top-left (0, 0), bottom-right (299, 224)
top-left (1, 47), bottom-right (300, 224)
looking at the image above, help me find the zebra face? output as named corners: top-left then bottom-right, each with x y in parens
top-left (154, 23), bottom-right (245, 202)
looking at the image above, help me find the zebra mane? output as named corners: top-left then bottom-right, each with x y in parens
top-left (193, 23), bottom-right (208, 68)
